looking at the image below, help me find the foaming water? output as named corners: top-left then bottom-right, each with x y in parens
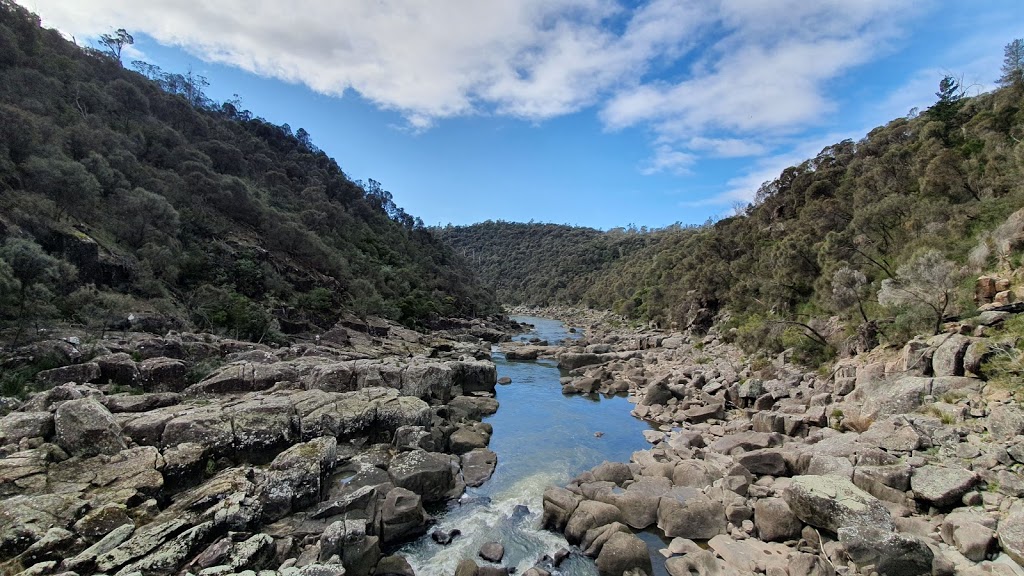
top-left (400, 317), bottom-right (661, 575)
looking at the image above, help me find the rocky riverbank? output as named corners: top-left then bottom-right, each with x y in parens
top-left (523, 309), bottom-right (1024, 576)
top-left (0, 315), bottom-right (517, 576)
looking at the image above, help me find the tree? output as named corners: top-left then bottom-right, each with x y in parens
top-left (998, 38), bottom-right (1024, 88)
top-left (877, 250), bottom-right (964, 335)
top-left (22, 156), bottom-right (102, 219)
top-left (99, 28), bottom-right (133, 65)
top-left (0, 238), bottom-right (74, 344)
top-left (831, 266), bottom-right (869, 322)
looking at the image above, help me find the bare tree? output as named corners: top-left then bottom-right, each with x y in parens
top-left (877, 250), bottom-right (964, 335)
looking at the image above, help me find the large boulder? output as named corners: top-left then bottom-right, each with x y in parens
top-left (734, 448), bottom-right (788, 476)
top-left (262, 437), bottom-right (337, 519)
top-left (860, 377), bottom-right (931, 420)
top-left (461, 449), bottom-right (497, 488)
top-left (998, 502), bottom-right (1024, 566)
top-left (94, 353), bottom-right (140, 387)
top-left (595, 532), bottom-right (652, 576)
top-left (387, 450), bottom-right (464, 504)
top-left (0, 411), bottom-right (53, 446)
top-left (451, 360), bottom-right (498, 394)
top-left (227, 396), bottom-right (298, 455)
top-left (54, 397), bottom-right (127, 457)
top-left (139, 357), bottom-right (189, 392)
top-left (542, 486), bottom-right (581, 531)
top-left (35, 362), bottom-right (101, 387)
top-left (558, 353), bottom-right (603, 371)
top-left (782, 475), bottom-right (894, 534)
top-left (754, 497), bottom-right (802, 542)
top-left (377, 487), bottom-right (428, 546)
top-left (931, 334), bottom-right (971, 377)
top-left (186, 361), bottom-right (298, 394)
top-left (401, 362), bottom-right (456, 403)
top-left (161, 409), bottom-right (234, 453)
top-left (657, 488), bottom-right (726, 540)
top-left (319, 519), bottom-right (380, 576)
top-left (989, 405), bottom-right (1024, 440)
top-left (605, 476), bottom-right (672, 529)
top-left (838, 525), bottom-right (933, 576)
top-left (910, 465), bottom-right (977, 508)
top-left (565, 500), bottom-right (622, 544)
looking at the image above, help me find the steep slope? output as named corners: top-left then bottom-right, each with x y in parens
top-left (449, 70), bottom-right (1024, 360)
top-left (0, 1), bottom-right (498, 344)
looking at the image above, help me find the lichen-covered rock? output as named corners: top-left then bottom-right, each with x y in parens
top-left (998, 502), bottom-right (1024, 567)
top-left (838, 525), bottom-right (933, 576)
top-left (35, 362), bottom-right (100, 387)
top-left (988, 404), bottom-right (1024, 440)
top-left (0, 412), bottom-right (53, 446)
top-left (931, 334), bottom-right (971, 377)
top-left (94, 353), bottom-right (140, 387)
top-left (910, 465), bottom-right (977, 508)
top-left (139, 357), bottom-right (189, 392)
top-left (53, 397), bottom-right (127, 457)
top-left (657, 488), bottom-right (726, 540)
top-left (782, 475), bottom-right (894, 534)
top-left (377, 487), bottom-right (428, 545)
top-left (387, 449), bottom-right (463, 504)
top-left (187, 361), bottom-right (298, 394)
top-left (0, 493), bottom-right (88, 560)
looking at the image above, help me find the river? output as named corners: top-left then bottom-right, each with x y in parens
top-left (400, 316), bottom-right (667, 576)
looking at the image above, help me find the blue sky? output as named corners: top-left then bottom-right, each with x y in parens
top-left (20, 0), bottom-right (1024, 229)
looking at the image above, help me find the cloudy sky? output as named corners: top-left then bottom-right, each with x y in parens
top-left (20, 0), bottom-right (1023, 228)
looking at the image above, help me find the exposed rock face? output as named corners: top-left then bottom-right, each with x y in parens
top-left (54, 397), bottom-right (127, 457)
top-left (595, 532), bottom-right (651, 576)
top-left (910, 465), bottom-right (977, 508)
top-left (783, 475), bottom-right (894, 534)
top-left (0, 322), bottom-right (511, 575)
top-left (387, 450), bottom-right (464, 504)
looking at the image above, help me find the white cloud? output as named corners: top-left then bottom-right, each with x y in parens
top-left (641, 145), bottom-right (695, 175)
top-left (23, 0), bottom-right (713, 125)
top-left (684, 136), bottom-right (768, 158)
top-left (690, 130), bottom-right (863, 207)
top-left (20, 0), bottom-right (938, 190)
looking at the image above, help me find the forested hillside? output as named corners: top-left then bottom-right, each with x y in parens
top-left (438, 221), bottom-right (658, 306)
top-left (0, 1), bottom-right (498, 345)
top-left (447, 50), bottom-right (1024, 363)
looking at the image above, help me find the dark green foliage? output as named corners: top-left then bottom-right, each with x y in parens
top-left (0, 1), bottom-right (497, 343)
top-left (448, 65), bottom-right (1024, 361)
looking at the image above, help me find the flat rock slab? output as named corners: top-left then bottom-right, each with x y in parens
top-left (910, 465), bottom-right (977, 508)
top-left (782, 475), bottom-right (894, 534)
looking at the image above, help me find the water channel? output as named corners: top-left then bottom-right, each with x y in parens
top-left (401, 316), bottom-right (667, 576)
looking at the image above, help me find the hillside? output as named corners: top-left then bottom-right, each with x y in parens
top-left (448, 64), bottom-right (1024, 362)
top-left (437, 221), bottom-right (658, 306)
top-left (0, 1), bottom-right (498, 345)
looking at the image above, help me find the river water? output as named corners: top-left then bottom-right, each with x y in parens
top-left (401, 316), bottom-right (666, 576)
